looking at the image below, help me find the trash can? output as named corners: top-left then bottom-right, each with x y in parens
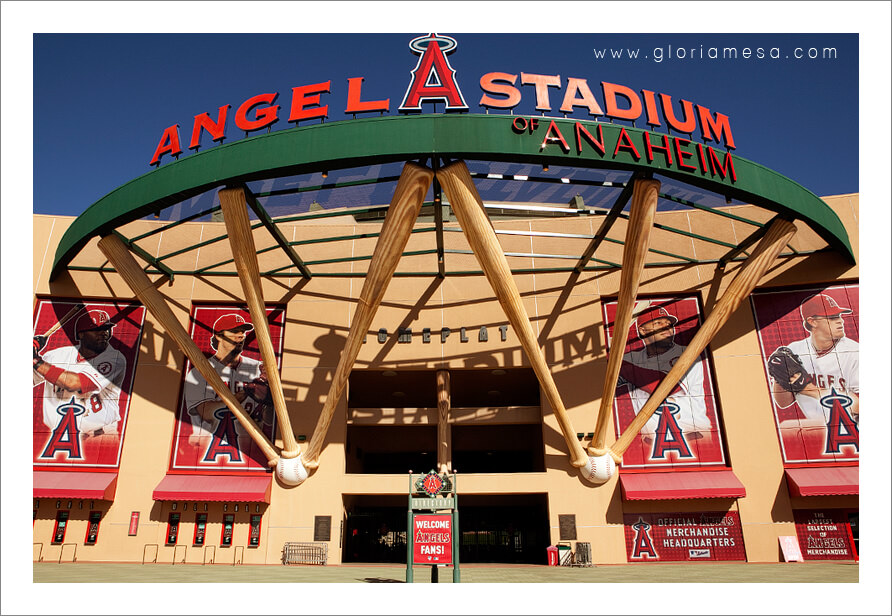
top-left (546, 545), bottom-right (559, 566)
top-left (557, 544), bottom-right (572, 566)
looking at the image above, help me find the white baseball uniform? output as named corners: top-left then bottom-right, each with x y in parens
top-left (33, 344), bottom-right (127, 437)
top-left (778, 336), bottom-right (859, 426)
top-left (619, 343), bottom-right (712, 437)
top-left (183, 355), bottom-right (271, 444)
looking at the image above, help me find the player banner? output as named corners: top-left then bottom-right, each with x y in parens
top-left (169, 304), bottom-right (284, 472)
top-left (602, 296), bottom-right (726, 469)
top-left (33, 298), bottom-right (146, 468)
top-left (750, 284), bottom-right (859, 465)
top-left (793, 509), bottom-right (856, 560)
top-left (623, 511), bottom-right (746, 562)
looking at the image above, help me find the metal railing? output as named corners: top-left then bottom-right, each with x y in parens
top-left (233, 546), bottom-right (244, 566)
top-left (571, 542), bottom-right (593, 567)
top-left (33, 543), bottom-right (44, 562)
top-left (142, 544), bottom-right (159, 564)
top-left (172, 544), bottom-right (187, 564)
top-left (58, 543), bottom-right (78, 563)
top-left (282, 542), bottom-right (328, 565)
top-left (203, 546), bottom-right (215, 565)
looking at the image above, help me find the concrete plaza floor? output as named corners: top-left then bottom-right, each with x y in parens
top-left (33, 560), bottom-right (858, 583)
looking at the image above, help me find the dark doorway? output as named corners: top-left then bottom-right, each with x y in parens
top-left (342, 493), bottom-right (549, 564)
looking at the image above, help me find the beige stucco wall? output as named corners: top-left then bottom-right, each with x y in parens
top-left (33, 193), bottom-right (858, 564)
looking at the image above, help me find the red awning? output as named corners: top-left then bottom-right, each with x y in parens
top-left (33, 471), bottom-right (118, 500)
top-left (153, 474), bottom-right (272, 503)
top-left (620, 470), bottom-right (746, 500)
top-left (785, 466), bottom-right (858, 497)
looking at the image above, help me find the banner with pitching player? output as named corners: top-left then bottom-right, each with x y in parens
top-left (33, 298), bottom-right (146, 468)
top-left (602, 296), bottom-right (727, 469)
top-left (750, 284), bottom-right (859, 465)
top-left (169, 304), bottom-right (284, 472)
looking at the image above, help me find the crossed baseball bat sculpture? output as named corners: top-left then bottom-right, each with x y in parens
top-left (99, 157), bottom-right (797, 487)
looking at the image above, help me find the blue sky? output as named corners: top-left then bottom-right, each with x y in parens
top-left (32, 31), bottom-right (860, 216)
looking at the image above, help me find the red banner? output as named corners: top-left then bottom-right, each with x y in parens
top-left (603, 296), bottom-right (726, 469)
top-left (413, 514), bottom-right (453, 565)
top-left (793, 509), bottom-right (856, 560)
top-left (750, 285), bottom-right (859, 465)
top-left (170, 305), bottom-right (283, 472)
top-left (623, 511), bottom-right (746, 562)
top-left (33, 299), bottom-right (146, 468)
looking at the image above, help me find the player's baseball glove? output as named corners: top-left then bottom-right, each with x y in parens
top-left (244, 375), bottom-right (272, 404)
top-left (767, 346), bottom-right (813, 393)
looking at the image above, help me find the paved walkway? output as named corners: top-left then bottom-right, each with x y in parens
top-left (33, 561), bottom-right (858, 583)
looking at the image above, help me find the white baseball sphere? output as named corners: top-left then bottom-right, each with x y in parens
top-left (276, 455), bottom-right (308, 486)
top-left (580, 454), bottom-right (616, 484)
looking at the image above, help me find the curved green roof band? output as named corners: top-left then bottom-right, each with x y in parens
top-left (51, 114), bottom-right (854, 280)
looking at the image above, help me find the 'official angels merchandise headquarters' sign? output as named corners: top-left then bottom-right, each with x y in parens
top-left (169, 304), bottom-right (284, 472)
top-left (624, 511), bottom-right (746, 562)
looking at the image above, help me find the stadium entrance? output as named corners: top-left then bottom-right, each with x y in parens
top-left (342, 494), bottom-right (549, 564)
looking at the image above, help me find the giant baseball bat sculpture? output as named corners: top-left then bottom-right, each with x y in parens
top-left (302, 162), bottom-right (434, 470)
top-left (437, 370), bottom-right (451, 473)
top-left (219, 186), bottom-right (300, 461)
top-left (96, 234), bottom-right (294, 479)
top-left (439, 161), bottom-right (606, 479)
top-left (609, 217), bottom-right (797, 461)
top-left (589, 179), bottom-right (659, 456)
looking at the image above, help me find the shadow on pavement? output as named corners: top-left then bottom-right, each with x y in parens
top-left (360, 577), bottom-right (403, 583)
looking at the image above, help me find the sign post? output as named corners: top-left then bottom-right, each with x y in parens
top-left (406, 470), bottom-right (460, 583)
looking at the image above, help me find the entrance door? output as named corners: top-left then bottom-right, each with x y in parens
top-left (458, 494), bottom-right (550, 564)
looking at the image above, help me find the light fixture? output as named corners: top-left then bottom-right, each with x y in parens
top-left (322, 171), bottom-right (328, 178)
top-left (492, 369), bottom-right (506, 376)
top-left (382, 370), bottom-right (397, 377)
top-left (542, 164), bottom-right (549, 172)
top-left (488, 390), bottom-right (501, 397)
top-left (393, 391), bottom-right (406, 398)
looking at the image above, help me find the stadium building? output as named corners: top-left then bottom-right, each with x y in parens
top-left (32, 34), bottom-right (858, 567)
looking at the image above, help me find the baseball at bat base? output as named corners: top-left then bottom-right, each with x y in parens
top-left (580, 454), bottom-right (616, 484)
top-left (276, 454), bottom-right (309, 486)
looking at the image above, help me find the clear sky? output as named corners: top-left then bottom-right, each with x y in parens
top-left (31, 31), bottom-right (861, 216)
top-left (4, 3), bottom-right (892, 616)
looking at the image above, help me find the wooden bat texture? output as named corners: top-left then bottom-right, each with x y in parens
top-left (302, 162), bottom-right (434, 470)
top-left (39, 302), bottom-right (87, 340)
top-left (610, 217), bottom-right (797, 460)
top-left (97, 233), bottom-right (279, 464)
top-left (437, 370), bottom-right (451, 473)
top-left (219, 187), bottom-right (299, 458)
top-left (438, 160), bottom-right (590, 468)
top-left (590, 178), bottom-right (660, 455)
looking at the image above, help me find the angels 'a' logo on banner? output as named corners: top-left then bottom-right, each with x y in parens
top-left (170, 305), bottom-right (284, 472)
top-left (750, 284), bottom-right (859, 465)
top-left (602, 296), bottom-right (727, 468)
top-left (629, 518), bottom-right (659, 560)
top-left (33, 299), bottom-right (146, 468)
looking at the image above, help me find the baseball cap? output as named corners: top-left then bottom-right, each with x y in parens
top-left (75, 310), bottom-right (114, 334)
top-left (213, 313), bottom-right (254, 334)
top-left (799, 293), bottom-right (852, 322)
top-left (634, 306), bottom-right (678, 329)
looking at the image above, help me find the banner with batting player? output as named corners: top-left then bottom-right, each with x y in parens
top-left (750, 284), bottom-right (859, 465)
top-left (33, 298), bottom-right (146, 468)
top-left (602, 295), bottom-right (727, 469)
top-left (169, 304), bottom-right (284, 472)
